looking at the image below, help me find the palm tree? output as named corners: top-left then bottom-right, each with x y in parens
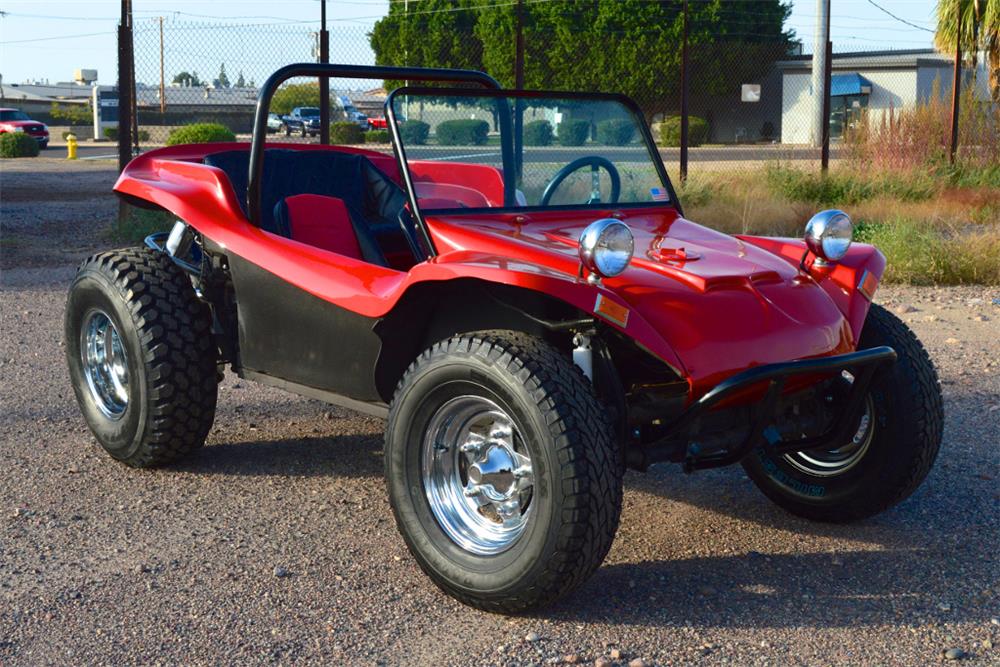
top-left (935, 0), bottom-right (999, 98)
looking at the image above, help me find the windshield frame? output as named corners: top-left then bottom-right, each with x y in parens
top-left (385, 86), bottom-right (680, 224)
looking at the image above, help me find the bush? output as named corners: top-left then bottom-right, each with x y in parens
top-left (557, 119), bottom-right (590, 146)
top-left (329, 122), bottom-right (364, 145)
top-left (364, 129), bottom-right (390, 144)
top-left (0, 132), bottom-right (40, 158)
top-left (597, 119), bottom-right (635, 146)
top-left (523, 120), bottom-right (553, 146)
top-left (399, 120), bottom-right (430, 145)
top-left (435, 119), bottom-right (490, 146)
top-left (165, 122), bottom-right (236, 146)
top-left (659, 116), bottom-right (709, 147)
top-left (103, 127), bottom-right (118, 141)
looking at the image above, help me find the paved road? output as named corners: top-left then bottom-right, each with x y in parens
top-left (1, 159), bottom-right (997, 666)
top-left (54, 141), bottom-right (839, 165)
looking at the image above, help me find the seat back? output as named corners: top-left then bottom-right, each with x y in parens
top-left (204, 148), bottom-right (407, 238)
top-left (274, 194), bottom-right (389, 266)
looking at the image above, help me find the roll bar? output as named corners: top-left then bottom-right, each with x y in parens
top-left (248, 63), bottom-right (502, 226)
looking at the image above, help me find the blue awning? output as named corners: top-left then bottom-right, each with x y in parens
top-left (830, 73), bottom-right (873, 97)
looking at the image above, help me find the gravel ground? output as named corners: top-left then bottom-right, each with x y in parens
top-left (1, 158), bottom-right (998, 666)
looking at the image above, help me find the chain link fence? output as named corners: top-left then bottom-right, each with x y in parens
top-left (127, 15), bottom-right (995, 185)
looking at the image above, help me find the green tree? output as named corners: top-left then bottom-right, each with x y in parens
top-left (370, 0), bottom-right (794, 120)
top-left (172, 71), bottom-right (201, 86)
top-left (214, 63), bottom-right (231, 89)
top-left (271, 82), bottom-right (320, 114)
top-left (369, 0), bottom-right (484, 90)
top-left (935, 0), bottom-right (999, 99)
top-left (236, 70), bottom-right (247, 88)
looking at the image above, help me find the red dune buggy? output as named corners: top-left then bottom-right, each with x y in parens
top-left (65, 64), bottom-right (943, 612)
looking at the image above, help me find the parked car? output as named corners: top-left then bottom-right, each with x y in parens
top-left (367, 116), bottom-right (388, 131)
top-left (0, 108), bottom-right (49, 149)
top-left (65, 63), bottom-right (943, 613)
top-left (266, 112), bottom-right (284, 134)
top-left (280, 106), bottom-right (321, 137)
top-left (334, 95), bottom-right (369, 129)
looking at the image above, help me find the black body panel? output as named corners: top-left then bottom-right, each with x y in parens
top-left (228, 253), bottom-right (382, 402)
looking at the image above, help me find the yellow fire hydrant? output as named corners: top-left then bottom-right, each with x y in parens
top-left (66, 133), bottom-right (78, 160)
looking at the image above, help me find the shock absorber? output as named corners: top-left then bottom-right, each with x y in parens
top-left (572, 332), bottom-right (593, 382)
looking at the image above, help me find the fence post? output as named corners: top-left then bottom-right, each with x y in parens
top-left (320, 0), bottom-right (330, 145)
top-left (117, 0), bottom-right (134, 176)
top-left (513, 0), bottom-right (525, 182)
top-left (821, 39), bottom-right (832, 172)
top-left (948, 4), bottom-right (962, 165)
top-left (679, 0), bottom-right (689, 184)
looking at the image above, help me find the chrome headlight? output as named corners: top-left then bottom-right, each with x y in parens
top-left (805, 209), bottom-right (852, 262)
top-left (579, 219), bottom-right (634, 279)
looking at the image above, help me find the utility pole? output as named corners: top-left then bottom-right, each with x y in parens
top-left (810, 0), bottom-right (829, 148)
top-left (319, 0), bottom-right (330, 145)
top-left (948, 1), bottom-right (962, 164)
top-left (514, 0), bottom-right (525, 90)
top-left (679, 0), bottom-right (689, 184)
top-left (158, 17), bottom-right (166, 115)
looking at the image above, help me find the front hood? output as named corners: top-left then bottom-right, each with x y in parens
top-left (2, 120), bottom-right (47, 132)
top-left (427, 208), bottom-right (853, 391)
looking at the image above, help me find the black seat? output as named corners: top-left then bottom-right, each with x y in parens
top-left (204, 149), bottom-right (410, 267)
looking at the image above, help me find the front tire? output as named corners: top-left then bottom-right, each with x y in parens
top-left (743, 304), bottom-right (943, 522)
top-left (385, 331), bottom-right (623, 613)
top-left (65, 248), bottom-right (218, 467)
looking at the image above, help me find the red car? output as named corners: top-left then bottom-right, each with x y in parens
top-left (367, 116), bottom-right (388, 131)
top-left (65, 64), bottom-right (942, 612)
top-left (0, 108), bottom-right (49, 149)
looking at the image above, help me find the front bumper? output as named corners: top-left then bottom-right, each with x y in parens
top-left (629, 346), bottom-right (897, 471)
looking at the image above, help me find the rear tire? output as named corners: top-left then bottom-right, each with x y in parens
top-left (742, 304), bottom-right (943, 522)
top-left (65, 248), bottom-right (218, 467)
top-left (385, 331), bottom-right (623, 612)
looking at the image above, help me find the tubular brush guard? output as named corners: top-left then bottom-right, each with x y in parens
top-left (630, 346), bottom-right (898, 471)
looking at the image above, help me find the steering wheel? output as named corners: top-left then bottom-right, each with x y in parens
top-left (540, 156), bottom-right (621, 206)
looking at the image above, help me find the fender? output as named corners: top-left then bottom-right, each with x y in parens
top-left (737, 235), bottom-right (886, 344)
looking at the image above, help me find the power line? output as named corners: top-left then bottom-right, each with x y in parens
top-left (864, 0), bottom-right (935, 33)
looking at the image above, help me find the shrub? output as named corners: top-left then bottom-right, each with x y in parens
top-left (597, 119), bottom-right (635, 146)
top-left (364, 129), bottom-right (390, 144)
top-left (523, 120), bottom-right (553, 146)
top-left (435, 119), bottom-right (490, 145)
top-left (329, 122), bottom-right (364, 145)
top-left (659, 115), bottom-right (709, 147)
top-left (165, 122), bottom-right (236, 146)
top-left (0, 132), bottom-right (40, 158)
top-left (103, 127), bottom-right (118, 141)
top-left (399, 120), bottom-right (430, 145)
top-left (557, 119), bottom-right (590, 146)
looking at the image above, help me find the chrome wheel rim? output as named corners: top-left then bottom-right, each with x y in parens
top-left (422, 396), bottom-right (534, 555)
top-left (80, 310), bottom-right (129, 420)
top-left (784, 393), bottom-right (875, 477)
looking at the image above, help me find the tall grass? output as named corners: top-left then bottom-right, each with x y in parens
top-left (844, 80), bottom-right (999, 171)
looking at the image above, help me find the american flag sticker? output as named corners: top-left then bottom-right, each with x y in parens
top-left (650, 187), bottom-right (669, 201)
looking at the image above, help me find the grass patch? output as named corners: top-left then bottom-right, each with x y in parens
top-left (110, 207), bottom-right (174, 244)
top-left (681, 163), bottom-right (1000, 285)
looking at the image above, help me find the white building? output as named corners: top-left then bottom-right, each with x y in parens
top-left (776, 49), bottom-right (989, 145)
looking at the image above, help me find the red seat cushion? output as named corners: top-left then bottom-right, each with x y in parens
top-left (282, 194), bottom-right (362, 259)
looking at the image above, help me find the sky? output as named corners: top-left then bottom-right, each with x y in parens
top-left (0, 0), bottom-right (939, 87)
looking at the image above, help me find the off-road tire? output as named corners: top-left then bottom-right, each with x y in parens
top-left (65, 247), bottom-right (218, 467)
top-left (385, 331), bottom-right (623, 613)
top-left (743, 303), bottom-right (943, 522)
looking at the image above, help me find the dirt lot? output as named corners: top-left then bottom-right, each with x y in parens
top-left (2, 158), bottom-right (998, 666)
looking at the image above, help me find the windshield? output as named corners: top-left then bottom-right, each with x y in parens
top-left (388, 90), bottom-right (672, 212)
top-left (0, 110), bottom-right (30, 121)
top-left (299, 107), bottom-right (320, 117)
